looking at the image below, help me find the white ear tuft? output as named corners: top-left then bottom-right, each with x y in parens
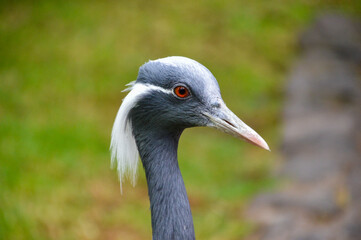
top-left (110, 82), bottom-right (173, 192)
top-left (110, 82), bottom-right (143, 192)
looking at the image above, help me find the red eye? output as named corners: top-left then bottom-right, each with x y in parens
top-left (174, 86), bottom-right (190, 98)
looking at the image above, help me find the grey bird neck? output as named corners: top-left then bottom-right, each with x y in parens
top-left (132, 127), bottom-right (195, 240)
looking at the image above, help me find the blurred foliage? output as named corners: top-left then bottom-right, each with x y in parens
top-left (0, 0), bottom-right (359, 239)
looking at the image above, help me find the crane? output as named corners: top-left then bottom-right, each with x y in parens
top-left (111, 56), bottom-right (269, 240)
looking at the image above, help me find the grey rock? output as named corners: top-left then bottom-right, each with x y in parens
top-left (247, 13), bottom-right (361, 240)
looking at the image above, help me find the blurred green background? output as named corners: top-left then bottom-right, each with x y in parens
top-left (0, 1), bottom-right (359, 239)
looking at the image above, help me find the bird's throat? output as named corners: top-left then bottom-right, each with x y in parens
top-left (133, 129), bottom-right (195, 240)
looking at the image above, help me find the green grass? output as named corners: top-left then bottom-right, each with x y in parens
top-left (0, 1), bottom-right (359, 239)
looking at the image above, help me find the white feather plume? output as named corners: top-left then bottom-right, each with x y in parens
top-left (110, 81), bottom-right (172, 191)
top-left (110, 81), bottom-right (143, 191)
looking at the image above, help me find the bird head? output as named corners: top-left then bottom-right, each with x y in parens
top-left (111, 56), bottom-right (269, 187)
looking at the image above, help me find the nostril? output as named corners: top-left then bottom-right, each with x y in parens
top-left (211, 103), bottom-right (221, 108)
top-left (222, 119), bottom-right (236, 128)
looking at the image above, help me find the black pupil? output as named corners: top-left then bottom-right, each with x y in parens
top-left (179, 87), bottom-right (186, 95)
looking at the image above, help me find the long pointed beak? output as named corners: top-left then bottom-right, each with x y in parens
top-left (203, 102), bottom-right (270, 151)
